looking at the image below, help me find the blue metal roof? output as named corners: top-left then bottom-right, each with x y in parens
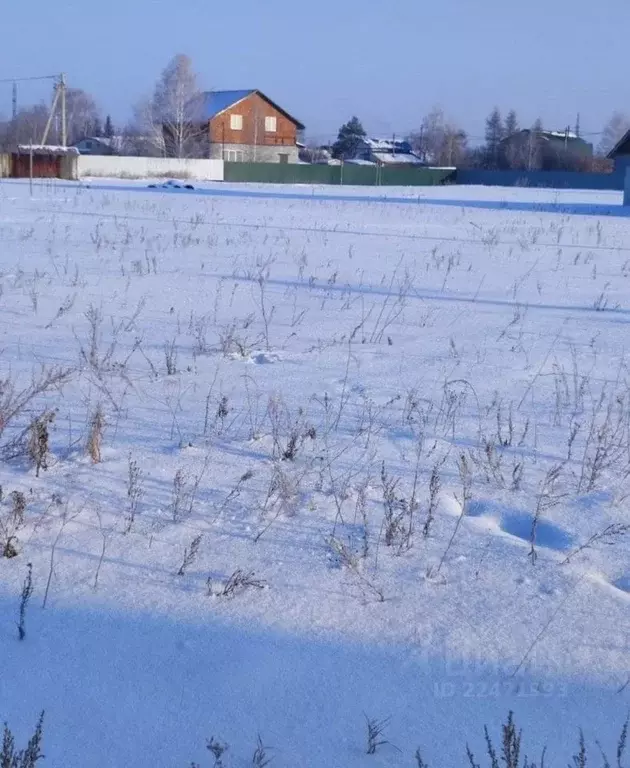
top-left (195, 90), bottom-right (255, 120)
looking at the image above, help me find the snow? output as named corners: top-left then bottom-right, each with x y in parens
top-left (16, 145), bottom-right (79, 156)
top-left (544, 131), bottom-right (579, 140)
top-left (0, 179), bottom-right (628, 766)
top-left (371, 152), bottom-right (423, 165)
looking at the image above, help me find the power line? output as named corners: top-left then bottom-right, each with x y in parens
top-left (0, 74), bottom-right (59, 84)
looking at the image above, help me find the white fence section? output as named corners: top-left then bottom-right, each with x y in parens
top-left (77, 156), bottom-right (224, 181)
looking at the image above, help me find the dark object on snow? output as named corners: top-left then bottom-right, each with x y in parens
top-left (148, 179), bottom-right (195, 190)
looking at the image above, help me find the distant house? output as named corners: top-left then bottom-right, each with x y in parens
top-left (190, 90), bottom-right (304, 164)
top-left (355, 138), bottom-right (424, 166)
top-left (73, 136), bottom-right (123, 156)
top-left (500, 129), bottom-right (593, 170)
top-left (606, 130), bottom-right (630, 173)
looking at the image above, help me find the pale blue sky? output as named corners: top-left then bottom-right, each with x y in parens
top-left (1, 0), bottom-right (627, 143)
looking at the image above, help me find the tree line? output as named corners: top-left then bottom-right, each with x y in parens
top-left (0, 54), bottom-right (204, 157)
top-left (329, 107), bottom-right (629, 171)
top-left (1, 53), bottom-right (629, 169)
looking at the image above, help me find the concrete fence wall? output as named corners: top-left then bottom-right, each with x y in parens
top-left (77, 156), bottom-right (224, 181)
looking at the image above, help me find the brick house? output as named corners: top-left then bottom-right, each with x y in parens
top-left (193, 90), bottom-right (304, 164)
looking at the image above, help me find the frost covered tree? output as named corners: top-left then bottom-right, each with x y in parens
top-left (409, 107), bottom-right (468, 166)
top-left (1, 104), bottom-right (49, 147)
top-left (332, 116), bottom-right (366, 160)
top-left (135, 54), bottom-right (205, 158)
top-left (63, 88), bottom-right (102, 144)
top-left (598, 112), bottom-right (630, 156)
top-left (409, 107), bottom-right (444, 164)
top-left (104, 115), bottom-right (115, 139)
top-left (504, 110), bottom-right (519, 139)
top-left (90, 115), bottom-right (103, 138)
top-left (484, 107), bottom-right (504, 168)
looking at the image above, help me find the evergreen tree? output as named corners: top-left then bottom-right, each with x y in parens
top-left (504, 110), bottom-right (519, 138)
top-left (332, 116), bottom-right (366, 160)
top-left (104, 115), bottom-right (115, 139)
top-left (484, 107), bottom-right (504, 168)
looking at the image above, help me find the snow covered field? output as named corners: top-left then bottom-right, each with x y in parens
top-left (0, 180), bottom-right (628, 766)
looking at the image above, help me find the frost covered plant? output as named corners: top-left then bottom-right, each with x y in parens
top-left (562, 522), bottom-right (629, 565)
top-left (0, 491), bottom-right (27, 559)
top-left (251, 734), bottom-right (272, 768)
top-left (177, 534), bottom-right (203, 576)
top-left (124, 455), bottom-right (144, 534)
top-left (215, 395), bottom-right (230, 435)
top-left (164, 337), bottom-right (178, 375)
top-left (207, 569), bottom-right (266, 598)
top-left (529, 463), bottom-right (564, 565)
top-left (87, 404), bottom-right (105, 464)
top-left (326, 535), bottom-right (384, 603)
top-left (267, 396), bottom-right (316, 462)
top-left (17, 562), bottom-right (33, 641)
top-left (462, 711), bottom-right (629, 768)
top-left (1, 711), bottom-right (44, 768)
top-left (423, 464), bottom-right (441, 538)
top-left (381, 463), bottom-right (406, 548)
top-left (433, 453), bottom-right (471, 577)
top-left (364, 714), bottom-right (395, 755)
top-left (0, 365), bottom-right (71, 442)
top-left (170, 469), bottom-right (190, 523)
top-left (28, 410), bottom-right (55, 477)
top-left (193, 736), bottom-right (229, 768)
top-left (170, 463), bottom-right (207, 523)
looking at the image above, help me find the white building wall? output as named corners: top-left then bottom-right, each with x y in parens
top-left (209, 143), bottom-right (299, 164)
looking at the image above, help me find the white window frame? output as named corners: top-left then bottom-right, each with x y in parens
top-left (224, 149), bottom-right (244, 163)
top-left (265, 116), bottom-right (277, 133)
top-left (230, 114), bottom-right (243, 131)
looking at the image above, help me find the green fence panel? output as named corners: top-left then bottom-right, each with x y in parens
top-left (223, 162), bottom-right (455, 186)
top-left (223, 162), bottom-right (338, 184)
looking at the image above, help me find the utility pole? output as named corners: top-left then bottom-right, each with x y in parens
top-left (60, 73), bottom-right (67, 146)
top-left (575, 113), bottom-right (581, 138)
top-left (12, 82), bottom-right (17, 119)
top-left (40, 73), bottom-right (67, 146)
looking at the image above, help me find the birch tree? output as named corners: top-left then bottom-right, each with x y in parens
top-left (138, 54), bottom-right (205, 158)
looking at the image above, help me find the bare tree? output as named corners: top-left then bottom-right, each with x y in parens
top-left (1, 105), bottom-right (49, 148)
top-left (598, 111), bottom-right (630, 156)
top-left (61, 88), bottom-right (102, 145)
top-left (136, 54), bottom-right (205, 158)
top-left (409, 107), bottom-right (467, 166)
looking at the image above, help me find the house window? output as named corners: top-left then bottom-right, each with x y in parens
top-left (230, 114), bottom-right (243, 131)
top-left (265, 116), bottom-right (277, 133)
top-left (224, 149), bottom-right (244, 162)
top-left (278, 153), bottom-right (289, 164)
